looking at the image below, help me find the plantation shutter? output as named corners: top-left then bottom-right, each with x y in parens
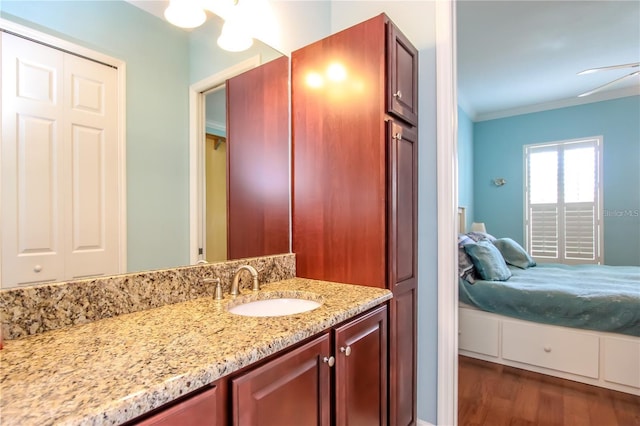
top-left (525, 138), bottom-right (602, 264)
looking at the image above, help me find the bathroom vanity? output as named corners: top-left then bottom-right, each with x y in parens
top-left (0, 278), bottom-right (391, 425)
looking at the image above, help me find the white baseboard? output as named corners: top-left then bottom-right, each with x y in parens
top-left (417, 419), bottom-right (435, 426)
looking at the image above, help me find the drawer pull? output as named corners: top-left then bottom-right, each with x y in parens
top-left (340, 346), bottom-right (352, 356)
top-left (544, 346), bottom-right (552, 353)
top-left (323, 356), bottom-right (335, 367)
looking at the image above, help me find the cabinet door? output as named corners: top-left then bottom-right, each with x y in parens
top-left (334, 305), bottom-right (388, 426)
top-left (387, 120), bottom-right (418, 425)
top-left (386, 23), bottom-right (418, 126)
top-left (231, 334), bottom-right (331, 426)
top-left (135, 383), bottom-right (223, 426)
top-left (227, 55), bottom-right (290, 260)
top-left (292, 14), bottom-right (387, 288)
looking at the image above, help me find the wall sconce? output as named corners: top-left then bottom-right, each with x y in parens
top-left (470, 222), bottom-right (487, 233)
top-left (493, 178), bottom-right (506, 187)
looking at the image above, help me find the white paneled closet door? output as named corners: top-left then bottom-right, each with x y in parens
top-left (1, 32), bottom-right (121, 287)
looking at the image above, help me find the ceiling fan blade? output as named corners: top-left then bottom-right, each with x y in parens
top-left (578, 70), bottom-right (640, 97)
top-left (577, 62), bottom-right (639, 75)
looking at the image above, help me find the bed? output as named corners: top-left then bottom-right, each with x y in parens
top-left (457, 231), bottom-right (640, 395)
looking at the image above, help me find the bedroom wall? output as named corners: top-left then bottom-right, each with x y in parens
top-left (473, 95), bottom-right (640, 266)
top-left (458, 106), bottom-right (474, 232)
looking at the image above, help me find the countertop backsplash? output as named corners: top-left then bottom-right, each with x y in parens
top-left (0, 253), bottom-right (295, 340)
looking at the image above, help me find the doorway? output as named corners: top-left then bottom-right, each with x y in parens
top-left (188, 56), bottom-right (261, 265)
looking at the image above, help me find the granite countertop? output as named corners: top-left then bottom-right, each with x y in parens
top-left (0, 278), bottom-right (391, 426)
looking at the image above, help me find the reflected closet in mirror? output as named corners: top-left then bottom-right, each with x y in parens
top-left (0, 0), bottom-right (290, 289)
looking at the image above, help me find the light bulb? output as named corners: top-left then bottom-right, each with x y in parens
top-left (217, 19), bottom-right (253, 52)
top-left (164, 0), bottom-right (206, 29)
top-left (326, 63), bottom-right (347, 82)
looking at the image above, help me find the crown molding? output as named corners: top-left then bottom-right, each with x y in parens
top-left (205, 120), bottom-right (225, 131)
top-left (474, 86), bottom-right (640, 122)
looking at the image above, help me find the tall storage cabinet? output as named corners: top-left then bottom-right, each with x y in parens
top-left (292, 14), bottom-right (418, 425)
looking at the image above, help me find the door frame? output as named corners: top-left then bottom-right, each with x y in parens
top-left (435, 1), bottom-right (458, 425)
top-left (188, 56), bottom-right (261, 265)
top-left (0, 18), bottom-right (128, 278)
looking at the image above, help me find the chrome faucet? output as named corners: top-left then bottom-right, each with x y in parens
top-left (230, 265), bottom-right (259, 297)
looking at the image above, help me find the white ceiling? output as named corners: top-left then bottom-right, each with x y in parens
top-left (457, 0), bottom-right (640, 121)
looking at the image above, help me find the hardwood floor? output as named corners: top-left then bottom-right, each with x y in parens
top-left (458, 355), bottom-right (640, 426)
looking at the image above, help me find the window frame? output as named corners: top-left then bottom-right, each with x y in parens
top-left (523, 136), bottom-right (604, 264)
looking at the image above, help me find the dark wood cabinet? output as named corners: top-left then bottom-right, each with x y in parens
top-left (387, 24), bottom-right (419, 126)
top-left (292, 13), bottom-right (418, 425)
top-left (129, 306), bottom-right (388, 426)
top-left (387, 119), bottom-right (418, 426)
top-left (231, 306), bottom-right (388, 426)
top-left (334, 305), bottom-right (388, 426)
top-left (231, 334), bottom-right (331, 426)
top-left (227, 55), bottom-right (290, 260)
top-left (133, 382), bottom-right (225, 426)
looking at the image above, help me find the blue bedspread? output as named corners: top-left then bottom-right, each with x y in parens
top-left (459, 263), bottom-right (640, 337)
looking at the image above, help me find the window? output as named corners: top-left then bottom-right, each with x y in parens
top-left (524, 137), bottom-right (603, 264)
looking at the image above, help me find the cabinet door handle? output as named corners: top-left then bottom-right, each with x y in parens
top-left (543, 346), bottom-right (552, 353)
top-left (393, 90), bottom-right (403, 99)
top-left (340, 346), bottom-right (352, 356)
top-left (394, 133), bottom-right (402, 140)
top-left (323, 356), bottom-right (335, 367)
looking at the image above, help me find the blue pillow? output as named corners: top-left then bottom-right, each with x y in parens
top-left (458, 234), bottom-right (478, 283)
top-left (463, 240), bottom-right (512, 281)
top-left (492, 238), bottom-right (536, 269)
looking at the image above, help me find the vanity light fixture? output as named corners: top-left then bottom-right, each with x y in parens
top-left (164, 0), bottom-right (254, 53)
top-left (164, 0), bottom-right (206, 29)
top-left (216, 0), bottom-right (253, 52)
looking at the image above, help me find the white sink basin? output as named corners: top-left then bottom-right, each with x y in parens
top-left (228, 298), bottom-right (322, 317)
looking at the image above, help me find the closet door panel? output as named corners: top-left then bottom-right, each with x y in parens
top-left (1, 33), bottom-right (121, 287)
top-left (1, 32), bottom-right (65, 286)
top-left (64, 54), bottom-right (119, 279)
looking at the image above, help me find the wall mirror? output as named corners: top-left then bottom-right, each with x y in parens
top-left (0, 0), bottom-right (290, 288)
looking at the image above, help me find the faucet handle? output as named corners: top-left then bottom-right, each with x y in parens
top-left (203, 278), bottom-right (223, 299)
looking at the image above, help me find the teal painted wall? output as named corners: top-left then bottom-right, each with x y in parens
top-left (189, 18), bottom-right (283, 84)
top-left (473, 96), bottom-right (640, 266)
top-left (2, 0), bottom-right (192, 272)
top-left (458, 106), bottom-right (474, 231)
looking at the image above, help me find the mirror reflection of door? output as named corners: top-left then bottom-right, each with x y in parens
top-left (204, 86), bottom-right (227, 262)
